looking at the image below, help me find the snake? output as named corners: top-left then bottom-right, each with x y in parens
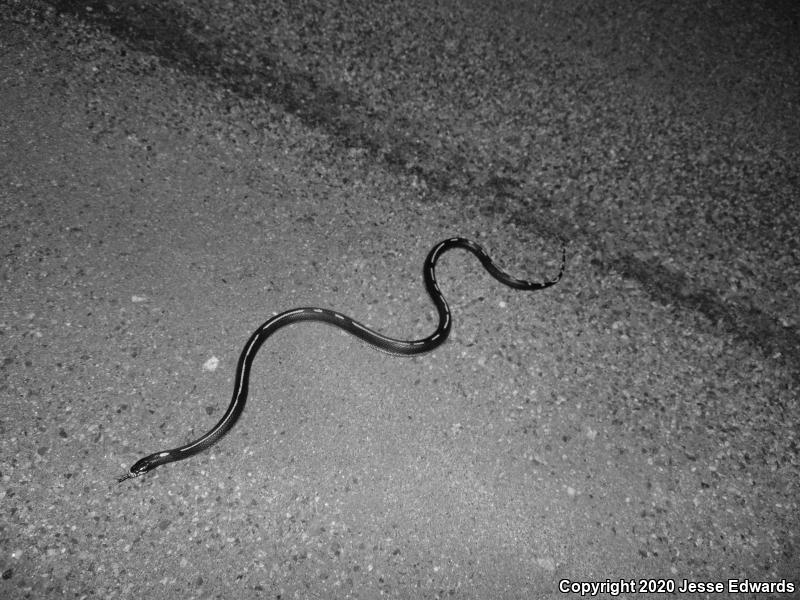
top-left (118, 237), bottom-right (565, 483)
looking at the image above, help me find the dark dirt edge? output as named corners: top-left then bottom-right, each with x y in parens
top-left (22, 0), bottom-right (800, 385)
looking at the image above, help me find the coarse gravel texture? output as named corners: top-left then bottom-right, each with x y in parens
top-left (1, 1), bottom-right (798, 600)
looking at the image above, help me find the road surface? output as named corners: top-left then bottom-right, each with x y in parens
top-left (1, 1), bottom-right (797, 598)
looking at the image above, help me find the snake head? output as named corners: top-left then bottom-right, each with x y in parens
top-left (117, 452), bottom-right (170, 484)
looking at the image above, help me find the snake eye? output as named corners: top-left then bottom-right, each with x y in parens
top-left (131, 456), bottom-right (157, 475)
top-left (118, 454), bottom-right (165, 483)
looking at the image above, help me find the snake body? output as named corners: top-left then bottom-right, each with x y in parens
top-left (119, 237), bottom-right (564, 483)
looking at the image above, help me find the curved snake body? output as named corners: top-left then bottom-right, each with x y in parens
top-left (119, 237), bottom-right (564, 482)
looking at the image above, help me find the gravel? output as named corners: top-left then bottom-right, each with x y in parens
top-left (1, 1), bottom-right (798, 598)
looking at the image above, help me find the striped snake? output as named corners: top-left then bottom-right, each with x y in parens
top-left (119, 237), bottom-right (564, 483)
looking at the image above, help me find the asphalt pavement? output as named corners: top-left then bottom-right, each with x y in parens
top-left (1, 1), bottom-right (798, 598)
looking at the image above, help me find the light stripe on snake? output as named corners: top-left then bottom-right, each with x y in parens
top-left (119, 237), bottom-right (565, 483)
